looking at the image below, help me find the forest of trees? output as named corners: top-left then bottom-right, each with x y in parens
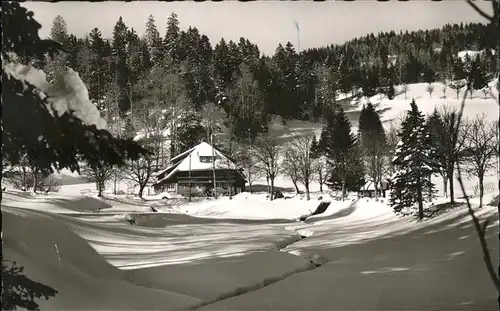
top-left (41, 15), bottom-right (497, 159)
top-left (5, 10), bottom-right (497, 202)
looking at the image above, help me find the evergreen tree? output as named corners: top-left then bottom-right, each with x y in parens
top-left (310, 135), bottom-right (321, 158)
top-left (213, 38), bottom-right (233, 90)
top-left (180, 28), bottom-right (214, 109)
top-left (295, 55), bottom-right (316, 120)
top-left (470, 54), bottom-right (489, 94)
top-left (64, 34), bottom-right (80, 70)
top-left (45, 15), bottom-right (71, 77)
top-left (112, 17), bottom-right (130, 112)
top-left (361, 66), bottom-right (379, 97)
top-left (229, 63), bottom-right (268, 141)
top-left (320, 107), bottom-right (359, 200)
top-left (314, 63), bottom-right (339, 121)
top-left (272, 42), bottom-right (299, 121)
top-left (338, 50), bottom-right (354, 98)
top-left (390, 100), bottom-right (437, 220)
top-left (126, 28), bottom-right (149, 89)
top-left (50, 15), bottom-right (69, 45)
top-left (164, 13), bottom-right (181, 63)
top-left (144, 15), bottom-right (163, 64)
top-left (177, 111), bottom-right (206, 154)
top-left (427, 109), bottom-right (448, 198)
top-left (358, 102), bottom-right (387, 200)
top-left (88, 28), bottom-right (112, 109)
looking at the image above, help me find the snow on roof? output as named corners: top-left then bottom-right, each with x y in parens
top-left (360, 179), bottom-right (389, 191)
top-left (154, 142), bottom-right (244, 185)
top-left (170, 145), bottom-right (197, 163)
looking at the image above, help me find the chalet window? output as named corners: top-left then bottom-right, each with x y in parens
top-left (200, 156), bottom-right (215, 163)
top-left (166, 183), bottom-right (175, 191)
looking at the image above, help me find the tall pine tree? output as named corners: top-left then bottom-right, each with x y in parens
top-left (358, 102), bottom-right (387, 200)
top-left (390, 100), bottom-right (437, 219)
top-left (112, 17), bottom-right (130, 113)
top-left (144, 15), bottom-right (163, 64)
top-left (320, 107), bottom-right (362, 200)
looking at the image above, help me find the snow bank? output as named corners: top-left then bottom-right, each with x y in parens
top-left (2, 207), bottom-right (201, 310)
top-left (282, 196), bottom-right (497, 262)
top-left (181, 192), bottom-right (328, 220)
top-left (4, 63), bottom-right (106, 129)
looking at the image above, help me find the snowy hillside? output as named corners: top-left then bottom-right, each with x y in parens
top-left (259, 79), bottom-right (499, 193)
top-left (457, 49), bottom-right (496, 62)
top-left (347, 79), bottom-right (499, 132)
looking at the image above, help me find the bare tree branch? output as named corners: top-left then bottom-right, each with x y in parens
top-left (456, 83), bottom-right (500, 291)
top-left (253, 135), bottom-right (282, 200)
top-left (456, 164), bottom-right (500, 290)
top-left (466, 0), bottom-right (494, 21)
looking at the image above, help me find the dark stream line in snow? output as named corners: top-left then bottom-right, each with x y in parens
top-left (187, 201), bottom-right (360, 311)
top-left (187, 232), bottom-right (327, 311)
top-left (186, 201), bottom-right (360, 310)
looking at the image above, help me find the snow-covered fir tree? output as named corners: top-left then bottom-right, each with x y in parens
top-left (389, 100), bottom-right (437, 220)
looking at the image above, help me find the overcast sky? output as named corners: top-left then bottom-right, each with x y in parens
top-left (22, 1), bottom-right (492, 56)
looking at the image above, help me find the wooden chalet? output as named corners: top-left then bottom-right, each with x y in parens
top-left (152, 142), bottom-right (247, 196)
top-left (358, 179), bottom-right (390, 198)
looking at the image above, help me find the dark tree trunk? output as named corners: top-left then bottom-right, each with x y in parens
top-left (443, 174), bottom-right (448, 198)
top-left (318, 169), bottom-right (323, 193)
top-left (32, 170), bottom-right (37, 193)
top-left (417, 176), bottom-right (424, 220)
top-left (428, 174), bottom-right (432, 201)
top-left (449, 169), bottom-right (455, 204)
top-left (22, 166), bottom-right (27, 190)
top-left (341, 180), bottom-right (346, 201)
top-left (270, 178), bottom-right (275, 201)
top-left (479, 172), bottom-right (485, 208)
top-left (292, 178), bottom-right (300, 194)
top-left (305, 183), bottom-right (310, 201)
top-left (138, 183), bottom-right (146, 199)
top-left (97, 181), bottom-right (103, 197)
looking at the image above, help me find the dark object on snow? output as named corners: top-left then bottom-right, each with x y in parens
top-left (150, 206), bottom-right (158, 213)
top-left (300, 201), bottom-right (332, 222)
top-left (44, 189), bottom-right (49, 194)
top-left (311, 202), bottom-right (331, 217)
top-left (318, 196), bottom-right (323, 201)
top-left (488, 195), bottom-right (499, 207)
top-left (273, 191), bottom-right (284, 199)
top-left (126, 214), bottom-right (136, 225)
top-left (2, 186), bottom-right (6, 192)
